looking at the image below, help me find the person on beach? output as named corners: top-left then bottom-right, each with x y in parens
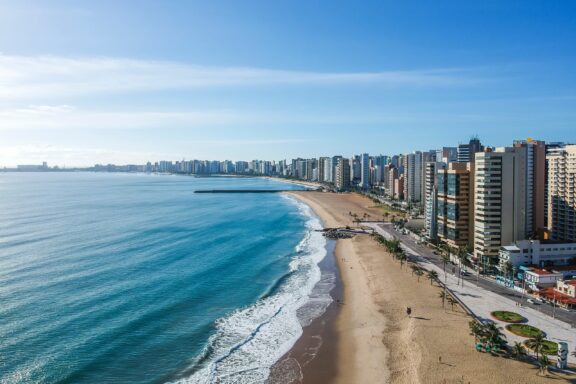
top-left (406, 307), bottom-right (412, 317)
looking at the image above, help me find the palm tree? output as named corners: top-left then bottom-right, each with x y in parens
top-left (427, 270), bottom-right (439, 285)
top-left (538, 354), bottom-right (551, 375)
top-left (441, 254), bottom-right (450, 273)
top-left (446, 296), bottom-right (457, 311)
top-left (512, 342), bottom-right (526, 360)
top-left (410, 264), bottom-right (419, 276)
top-left (484, 322), bottom-right (507, 350)
top-left (526, 334), bottom-right (546, 360)
top-left (398, 252), bottom-right (407, 269)
top-left (468, 320), bottom-right (484, 342)
top-left (438, 291), bottom-right (446, 308)
top-left (414, 268), bottom-right (424, 282)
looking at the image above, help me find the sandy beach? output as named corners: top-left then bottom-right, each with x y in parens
top-left (286, 191), bottom-right (575, 384)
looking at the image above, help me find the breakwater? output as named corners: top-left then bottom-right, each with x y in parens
top-left (195, 189), bottom-right (309, 193)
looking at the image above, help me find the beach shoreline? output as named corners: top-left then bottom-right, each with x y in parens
top-left (280, 191), bottom-right (575, 384)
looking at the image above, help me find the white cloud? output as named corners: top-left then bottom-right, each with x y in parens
top-left (0, 55), bottom-right (482, 100)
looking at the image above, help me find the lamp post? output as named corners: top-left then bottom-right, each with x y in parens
top-left (553, 291), bottom-right (557, 319)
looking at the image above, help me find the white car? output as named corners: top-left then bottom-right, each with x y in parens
top-left (527, 299), bottom-right (541, 305)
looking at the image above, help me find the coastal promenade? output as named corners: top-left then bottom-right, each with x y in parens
top-left (368, 222), bottom-right (576, 365)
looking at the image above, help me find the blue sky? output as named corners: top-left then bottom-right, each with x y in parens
top-left (1, 0), bottom-right (575, 166)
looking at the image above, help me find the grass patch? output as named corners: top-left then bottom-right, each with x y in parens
top-left (540, 340), bottom-right (559, 355)
top-left (491, 311), bottom-right (525, 323)
top-left (371, 204), bottom-right (405, 217)
top-left (524, 340), bottom-right (558, 356)
top-left (505, 324), bottom-right (544, 338)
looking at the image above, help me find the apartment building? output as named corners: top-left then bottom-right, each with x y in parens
top-left (547, 144), bottom-right (576, 242)
top-left (437, 162), bottom-right (474, 248)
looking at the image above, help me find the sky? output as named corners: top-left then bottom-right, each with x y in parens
top-left (0, 0), bottom-right (575, 166)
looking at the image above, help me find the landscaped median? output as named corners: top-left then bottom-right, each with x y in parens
top-left (490, 311), bottom-right (526, 323)
top-left (505, 324), bottom-right (545, 338)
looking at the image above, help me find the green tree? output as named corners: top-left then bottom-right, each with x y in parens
top-left (484, 322), bottom-right (507, 350)
top-left (398, 252), bottom-right (407, 269)
top-left (441, 254), bottom-right (450, 273)
top-left (414, 268), bottom-right (424, 282)
top-left (427, 270), bottom-right (439, 285)
top-left (512, 342), bottom-right (526, 360)
top-left (526, 334), bottom-right (546, 360)
top-left (468, 320), bottom-right (484, 342)
top-left (446, 296), bottom-right (457, 311)
top-left (538, 354), bottom-right (551, 375)
top-left (438, 291), bottom-right (446, 308)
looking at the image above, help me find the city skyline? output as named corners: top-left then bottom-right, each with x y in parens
top-left (1, 1), bottom-right (576, 166)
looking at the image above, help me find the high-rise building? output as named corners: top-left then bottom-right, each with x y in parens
top-left (474, 147), bottom-right (529, 268)
top-left (421, 150), bottom-right (437, 209)
top-left (457, 137), bottom-right (484, 163)
top-left (424, 161), bottom-right (446, 240)
top-left (306, 158), bottom-right (318, 181)
top-left (436, 162), bottom-right (474, 248)
top-left (292, 158), bottom-right (307, 179)
top-left (318, 157), bottom-right (328, 183)
top-left (513, 139), bottom-right (546, 237)
top-left (360, 153), bottom-right (370, 190)
top-left (331, 156), bottom-right (341, 185)
top-left (373, 155), bottom-right (388, 184)
top-left (404, 152), bottom-right (423, 203)
top-left (386, 165), bottom-right (398, 198)
top-left (546, 144), bottom-right (576, 242)
top-left (436, 147), bottom-right (458, 164)
top-left (352, 155), bottom-right (361, 185)
top-left (394, 175), bottom-right (405, 200)
top-left (335, 157), bottom-right (351, 191)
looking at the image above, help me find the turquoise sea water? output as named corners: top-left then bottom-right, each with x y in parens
top-left (0, 173), bottom-right (330, 384)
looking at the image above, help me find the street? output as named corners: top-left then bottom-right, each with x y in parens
top-left (370, 222), bottom-right (576, 326)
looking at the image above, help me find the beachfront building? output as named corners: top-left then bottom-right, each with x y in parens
top-left (404, 151), bottom-right (422, 203)
top-left (335, 157), bottom-right (351, 191)
top-left (499, 240), bottom-right (576, 271)
top-left (373, 155), bottom-right (388, 185)
top-left (318, 157), bottom-right (329, 183)
top-left (305, 158), bottom-right (318, 181)
top-left (524, 268), bottom-right (563, 290)
top-left (547, 144), bottom-right (576, 242)
top-left (394, 175), bottom-right (405, 200)
top-left (420, 150), bottom-right (437, 208)
top-left (437, 162), bottom-right (474, 248)
top-left (473, 143), bottom-right (547, 269)
top-left (513, 139), bottom-right (547, 238)
top-left (423, 161), bottom-right (446, 241)
top-left (351, 155), bottom-right (361, 186)
top-left (360, 153), bottom-right (370, 190)
top-left (543, 279), bottom-right (576, 309)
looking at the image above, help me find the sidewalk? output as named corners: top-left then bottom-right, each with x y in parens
top-left (367, 223), bottom-right (576, 364)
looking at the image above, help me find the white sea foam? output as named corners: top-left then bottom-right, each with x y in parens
top-left (170, 196), bottom-right (330, 384)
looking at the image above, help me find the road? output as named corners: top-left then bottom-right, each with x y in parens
top-left (371, 222), bottom-right (576, 326)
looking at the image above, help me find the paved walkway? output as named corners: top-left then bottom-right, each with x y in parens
top-left (367, 223), bottom-right (576, 364)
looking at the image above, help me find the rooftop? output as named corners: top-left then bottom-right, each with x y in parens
top-left (551, 265), bottom-right (576, 271)
top-left (527, 267), bottom-right (562, 276)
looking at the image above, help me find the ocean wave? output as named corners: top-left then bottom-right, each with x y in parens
top-left (170, 196), bottom-right (330, 384)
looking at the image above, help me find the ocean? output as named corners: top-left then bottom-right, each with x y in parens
top-left (0, 173), bottom-right (333, 384)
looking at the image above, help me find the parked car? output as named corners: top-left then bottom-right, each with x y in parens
top-left (527, 299), bottom-right (541, 305)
